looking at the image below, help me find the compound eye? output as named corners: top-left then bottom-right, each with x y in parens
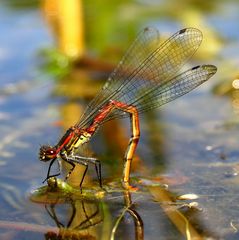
top-left (39, 145), bottom-right (57, 162)
top-left (46, 148), bottom-right (56, 156)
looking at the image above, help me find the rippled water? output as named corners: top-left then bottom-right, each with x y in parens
top-left (0, 1), bottom-right (239, 239)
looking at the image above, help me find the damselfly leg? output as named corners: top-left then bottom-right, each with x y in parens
top-left (42, 158), bottom-right (60, 183)
top-left (62, 154), bottom-right (102, 190)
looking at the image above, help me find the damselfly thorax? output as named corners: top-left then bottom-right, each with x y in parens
top-left (57, 127), bottom-right (92, 153)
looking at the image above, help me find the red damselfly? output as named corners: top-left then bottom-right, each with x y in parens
top-left (39, 27), bottom-right (217, 190)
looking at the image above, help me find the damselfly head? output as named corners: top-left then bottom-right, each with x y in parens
top-left (39, 145), bottom-right (57, 162)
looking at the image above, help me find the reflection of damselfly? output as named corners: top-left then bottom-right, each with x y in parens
top-left (39, 27), bottom-right (217, 189)
top-left (45, 200), bottom-right (102, 239)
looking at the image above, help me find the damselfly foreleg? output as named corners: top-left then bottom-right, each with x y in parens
top-left (42, 158), bottom-right (61, 183)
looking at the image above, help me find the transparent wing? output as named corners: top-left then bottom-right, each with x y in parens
top-left (77, 27), bottom-right (160, 127)
top-left (77, 28), bottom-right (203, 128)
top-left (129, 65), bottom-right (217, 114)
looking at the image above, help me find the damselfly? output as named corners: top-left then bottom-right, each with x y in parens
top-left (39, 27), bottom-right (217, 189)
